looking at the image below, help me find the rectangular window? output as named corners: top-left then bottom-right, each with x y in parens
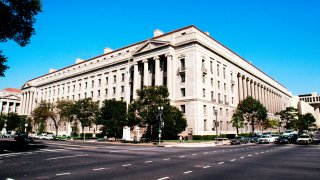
top-left (105, 89), bottom-right (108, 96)
top-left (181, 88), bottom-right (186, 97)
top-left (217, 64), bottom-right (220, 76)
top-left (204, 119), bottom-right (207, 131)
top-left (85, 82), bottom-right (88, 89)
top-left (223, 67), bottom-right (226, 79)
top-left (121, 86), bottom-right (124, 93)
top-left (91, 80), bottom-right (94, 88)
top-left (98, 90), bottom-right (100, 97)
top-left (211, 91), bottom-right (214, 101)
top-left (202, 75), bottom-right (205, 83)
top-left (84, 92), bottom-right (87, 98)
top-left (78, 94), bottom-right (80, 99)
top-left (220, 108), bottom-right (223, 116)
top-left (73, 85), bottom-right (75, 92)
top-left (218, 93), bottom-right (221, 102)
top-left (106, 77), bottom-right (109, 85)
top-left (210, 61), bottom-right (213, 73)
top-left (211, 78), bottom-right (213, 86)
top-left (218, 81), bottom-right (220, 89)
top-left (113, 75), bottom-right (116, 83)
top-left (121, 73), bottom-right (125, 82)
top-left (203, 88), bottom-right (206, 97)
top-left (68, 86), bottom-right (70, 93)
top-left (181, 105), bottom-right (185, 113)
top-left (181, 74), bottom-right (185, 83)
top-left (79, 83), bottom-right (81, 90)
top-left (224, 95), bottom-right (227, 103)
top-left (226, 109), bottom-right (229, 117)
top-left (91, 91), bottom-right (93, 97)
top-left (180, 58), bottom-right (185, 68)
top-left (113, 87), bottom-right (116, 94)
top-left (204, 105), bottom-right (207, 114)
top-left (232, 97), bottom-right (234, 104)
top-left (98, 79), bottom-right (101, 86)
top-left (202, 59), bottom-right (205, 68)
top-left (224, 83), bottom-right (226, 91)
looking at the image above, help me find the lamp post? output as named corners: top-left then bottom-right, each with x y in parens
top-left (25, 123), bottom-right (28, 134)
top-left (213, 107), bottom-right (218, 144)
top-left (158, 106), bottom-right (163, 146)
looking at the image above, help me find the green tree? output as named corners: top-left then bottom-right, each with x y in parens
top-left (262, 119), bottom-right (279, 132)
top-left (0, 0), bottom-right (42, 76)
top-left (230, 110), bottom-right (244, 136)
top-left (6, 112), bottom-right (21, 131)
top-left (97, 99), bottom-right (127, 139)
top-left (31, 100), bottom-right (59, 135)
top-left (296, 113), bottom-right (316, 132)
top-left (276, 106), bottom-right (298, 130)
top-left (73, 98), bottom-right (99, 140)
top-left (56, 100), bottom-right (75, 136)
top-left (237, 96), bottom-right (267, 135)
top-left (161, 106), bottom-right (187, 139)
top-left (128, 86), bottom-right (187, 139)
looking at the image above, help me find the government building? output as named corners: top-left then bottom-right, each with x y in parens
top-left (20, 25), bottom-right (292, 137)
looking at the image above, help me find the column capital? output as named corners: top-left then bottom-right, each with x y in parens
top-left (142, 59), bottom-right (148, 63)
top-left (153, 56), bottom-right (160, 61)
top-left (165, 53), bottom-right (173, 58)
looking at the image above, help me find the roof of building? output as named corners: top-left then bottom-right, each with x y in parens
top-left (3, 88), bottom-right (21, 93)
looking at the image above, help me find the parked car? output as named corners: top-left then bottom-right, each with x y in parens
top-left (14, 134), bottom-right (34, 143)
top-left (312, 131), bottom-right (320, 144)
top-left (288, 134), bottom-right (299, 143)
top-left (231, 136), bottom-right (248, 145)
top-left (296, 134), bottom-right (312, 144)
top-left (270, 134), bottom-right (279, 143)
top-left (274, 135), bottom-right (289, 144)
top-left (45, 134), bottom-right (54, 140)
top-left (258, 135), bottom-right (272, 144)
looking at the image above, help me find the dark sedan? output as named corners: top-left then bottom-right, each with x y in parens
top-left (231, 136), bottom-right (248, 145)
top-left (274, 135), bottom-right (289, 144)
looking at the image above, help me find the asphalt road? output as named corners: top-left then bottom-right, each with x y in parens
top-left (1, 140), bottom-right (320, 180)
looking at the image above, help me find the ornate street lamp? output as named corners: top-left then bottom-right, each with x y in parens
top-left (158, 106), bottom-right (164, 146)
top-left (25, 123), bottom-right (28, 134)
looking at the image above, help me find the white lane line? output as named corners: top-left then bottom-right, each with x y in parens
top-left (158, 177), bottom-right (169, 180)
top-left (93, 168), bottom-right (105, 171)
top-left (184, 171), bottom-right (192, 174)
top-left (179, 156), bottom-right (186, 158)
top-left (45, 154), bottom-right (88, 160)
top-left (218, 162), bottom-right (224, 165)
top-left (192, 154), bottom-right (197, 156)
top-left (130, 147), bottom-right (156, 151)
top-left (203, 152), bottom-right (208, 154)
top-left (213, 151), bottom-right (217, 152)
top-left (255, 153), bottom-right (259, 154)
top-left (229, 150), bottom-right (232, 151)
top-left (145, 161), bottom-right (152, 163)
top-left (248, 154), bottom-right (252, 157)
top-left (6, 178), bottom-right (14, 180)
top-left (56, 172), bottom-right (71, 176)
top-left (222, 150), bottom-right (225, 152)
top-left (122, 164), bottom-right (132, 167)
top-left (261, 152), bottom-right (264, 154)
top-left (240, 156), bottom-right (244, 159)
top-left (163, 158), bottom-right (170, 161)
top-left (110, 150), bottom-right (129, 153)
top-left (203, 166), bottom-right (210, 169)
top-left (230, 159), bottom-right (236, 162)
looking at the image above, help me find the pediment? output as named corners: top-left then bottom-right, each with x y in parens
top-left (21, 82), bottom-right (32, 89)
top-left (133, 40), bottom-right (170, 55)
top-left (1, 94), bottom-right (20, 101)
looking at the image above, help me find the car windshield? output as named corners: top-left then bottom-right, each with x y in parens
top-left (261, 135), bottom-right (269, 138)
top-left (271, 134), bottom-right (278, 137)
top-left (299, 135), bottom-right (310, 138)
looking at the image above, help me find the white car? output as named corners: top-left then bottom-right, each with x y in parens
top-left (258, 135), bottom-right (272, 144)
top-left (45, 134), bottom-right (54, 140)
top-left (270, 134), bottom-right (279, 143)
top-left (296, 134), bottom-right (312, 144)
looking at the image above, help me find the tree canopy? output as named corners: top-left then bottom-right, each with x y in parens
top-left (276, 106), bottom-right (298, 129)
top-left (296, 113), bottom-right (316, 132)
top-left (230, 110), bottom-right (244, 136)
top-left (97, 99), bottom-right (127, 138)
top-left (236, 96), bottom-right (267, 135)
top-left (0, 0), bottom-right (42, 76)
top-left (128, 86), bottom-right (187, 139)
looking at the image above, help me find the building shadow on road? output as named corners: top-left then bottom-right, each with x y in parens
top-left (0, 140), bottom-right (47, 154)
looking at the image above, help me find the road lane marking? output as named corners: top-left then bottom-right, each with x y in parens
top-left (145, 161), bottom-right (152, 163)
top-left (230, 159), bottom-right (236, 162)
top-left (222, 150), bottom-right (225, 151)
top-left (56, 173), bottom-right (71, 176)
top-left (163, 158), bottom-right (170, 160)
top-left (248, 154), bottom-right (252, 157)
top-left (122, 164), bottom-right (132, 167)
top-left (184, 171), bottom-right (192, 174)
top-left (158, 177), bottom-right (169, 180)
top-left (203, 166), bottom-right (210, 169)
top-left (213, 151), bottom-right (217, 152)
top-left (240, 156), bottom-right (244, 159)
top-left (192, 154), bottom-right (197, 156)
top-left (255, 153), bottom-right (259, 154)
top-left (45, 154), bottom-right (88, 160)
top-left (261, 152), bottom-right (264, 154)
top-left (203, 152), bottom-right (208, 154)
top-left (229, 150), bottom-right (232, 151)
top-left (93, 168), bottom-right (105, 171)
top-left (218, 162), bottom-right (224, 165)
top-left (179, 156), bottom-right (185, 158)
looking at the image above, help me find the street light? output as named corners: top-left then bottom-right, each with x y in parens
top-left (25, 123), bottom-right (28, 134)
top-left (158, 106), bottom-right (164, 146)
top-left (213, 107), bottom-right (218, 144)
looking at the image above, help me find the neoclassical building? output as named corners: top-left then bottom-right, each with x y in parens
top-left (0, 88), bottom-right (21, 114)
top-left (20, 25), bottom-right (292, 136)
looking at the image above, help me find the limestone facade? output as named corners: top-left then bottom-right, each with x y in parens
top-left (0, 88), bottom-right (21, 115)
top-left (20, 25), bottom-right (292, 136)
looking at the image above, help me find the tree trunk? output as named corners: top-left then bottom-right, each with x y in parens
top-left (82, 126), bottom-right (85, 141)
top-left (251, 119), bottom-right (254, 136)
top-left (236, 127), bottom-right (239, 136)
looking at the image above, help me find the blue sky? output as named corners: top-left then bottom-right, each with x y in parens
top-left (0, 0), bottom-right (319, 95)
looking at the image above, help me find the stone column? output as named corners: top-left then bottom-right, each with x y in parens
top-left (143, 59), bottom-right (149, 86)
top-left (13, 103), bottom-right (17, 113)
top-left (243, 76), bottom-right (247, 99)
top-left (5, 101), bottom-right (10, 114)
top-left (29, 92), bottom-right (34, 115)
top-left (133, 62), bottom-right (139, 99)
top-left (166, 54), bottom-right (173, 99)
top-left (154, 56), bottom-right (160, 86)
top-left (21, 93), bottom-right (25, 115)
top-left (238, 74), bottom-right (243, 102)
top-left (25, 92), bottom-right (30, 115)
top-left (261, 86), bottom-right (265, 108)
top-left (251, 81), bottom-right (255, 98)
